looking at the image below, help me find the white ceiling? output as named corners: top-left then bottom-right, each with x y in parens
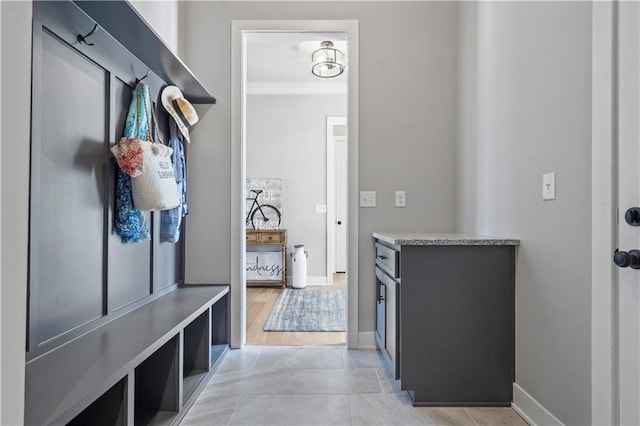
top-left (246, 32), bottom-right (348, 86)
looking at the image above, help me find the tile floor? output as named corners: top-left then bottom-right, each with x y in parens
top-left (181, 346), bottom-right (528, 425)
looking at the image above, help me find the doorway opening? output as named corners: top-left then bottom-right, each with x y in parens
top-left (241, 30), bottom-right (349, 346)
top-left (231, 20), bottom-right (359, 350)
top-left (327, 116), bottom-right (348, 280)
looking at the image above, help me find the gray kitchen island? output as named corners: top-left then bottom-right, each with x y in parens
top-left (373, 232), bottom-right (519, 407)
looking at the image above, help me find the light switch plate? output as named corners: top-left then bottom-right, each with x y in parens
top-left (395, 191), bottom-right (406, 207)
top-left (542, 172), bottom-right (556, 200)
top-left (360, 191), bottom-right (376, 207)
top-left (315, 204), bottom-right (327, 213)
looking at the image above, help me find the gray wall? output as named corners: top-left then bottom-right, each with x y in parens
top-left (456, 2), bottom-right (592, 424)
top-left (1, 2), bottom-right (32, 424)
top-left (247, 94), bottom-right (347, 279)
top-left (181, 1), bottom-right (458, 335)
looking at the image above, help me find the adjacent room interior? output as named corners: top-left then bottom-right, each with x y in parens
top-left (243, 32), bottom-right (348, 346)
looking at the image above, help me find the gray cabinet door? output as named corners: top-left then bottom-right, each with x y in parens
top-left (375, 269), bottom-right (385, 347)
top-left (400, 245), bottom-right (514, 404)
top-left (376, 266), bottom-right (398, 378)
top-left (385, 278), bottom-right (398, 378)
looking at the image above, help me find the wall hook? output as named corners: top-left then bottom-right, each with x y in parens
top-left (77, 24), bottom-right (98, 46)
top-left (135, 69), bottom-right (151, 84)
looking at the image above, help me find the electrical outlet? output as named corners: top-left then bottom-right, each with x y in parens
top-left (542, 172), bottom-right (556, 200)
top-left (395, 191), bottom-right (406, 207)
top-left (360, 191), bottom-right (376, 207)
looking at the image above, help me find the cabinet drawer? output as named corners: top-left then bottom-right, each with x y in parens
top-left (375, 243), bottom-right (399, 278)
top-left (375, 266), bottom-right (396, 288)
top-left (246, 232), bottom-right (258, 243)
top-left (259, 232), bottom-right (284, 244)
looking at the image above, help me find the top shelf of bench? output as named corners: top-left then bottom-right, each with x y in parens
top-left (25, 285), bottom-right (229, 426)
top-left (73, 0), bottom-right (216, 105)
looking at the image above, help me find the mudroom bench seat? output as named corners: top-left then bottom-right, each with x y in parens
top-left (25, 285), bottom-right (229, 426)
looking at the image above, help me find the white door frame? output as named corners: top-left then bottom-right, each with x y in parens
top-left (326, 116), bottom-right (347, 283)
top-left (591, 1), bottom-right (617, 424)
top-left (231, 20), bottom-right (359, 349)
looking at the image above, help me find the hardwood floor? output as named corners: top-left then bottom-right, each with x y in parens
top-left (245, 273), bottom-right (347, 346)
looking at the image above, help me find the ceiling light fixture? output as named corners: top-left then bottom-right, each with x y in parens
top-left (311, 41), bottom-right (345, 78)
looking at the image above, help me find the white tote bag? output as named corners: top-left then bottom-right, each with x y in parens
top-left (131, 142), bottom-right (180, 210)
top-left (131, 89), bottom-right (180, 211)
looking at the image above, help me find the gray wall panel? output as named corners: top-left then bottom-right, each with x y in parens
top-left (154, 214), bottom-right (181, 292)
top-left (27, 1), bottom-right (187, 358)
top-left (31, 29), bottom-right (106, 345)
top-left (108, 78), bottom-right (152, 312)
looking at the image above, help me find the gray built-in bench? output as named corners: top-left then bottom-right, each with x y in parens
top-left (25, 2), bottom-right (223, 424)
top-left (26, 285), bottom-right (229, 425)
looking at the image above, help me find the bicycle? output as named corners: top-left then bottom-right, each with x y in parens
top-left (245, 189), bottom-right (281, 229)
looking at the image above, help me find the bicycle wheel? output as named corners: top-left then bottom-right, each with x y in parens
top-left (250, 204), bottom-right (281, 229)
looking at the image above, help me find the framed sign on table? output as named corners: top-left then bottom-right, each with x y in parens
top-left (245, 229), bottom-right (287, 287)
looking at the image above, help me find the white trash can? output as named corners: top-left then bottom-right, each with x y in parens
top-left (290, 245), bottom-right (308, 289)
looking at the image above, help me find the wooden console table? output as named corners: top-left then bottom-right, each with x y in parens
top-left (246, 229), bottom-right (287, 287)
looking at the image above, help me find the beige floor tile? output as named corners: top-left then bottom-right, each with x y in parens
top-left (465, 407), bottom-right (528, 425)
top-left (255, 345), bottom-right (344, 369)
top-left (180, 393), bottom-right (240, 426)
top-left (228, 394), bottom-right (351, 425)
top-left (182, 346), bottom-right (527, 426)
top-left (414, 407), bottom-right (476, 425)
top-left (349, 393), bottom-right (429, 425)
top-left (282, 368), bottom-right (383, 394)
top-left (342, 348), bottom-right (385, 369)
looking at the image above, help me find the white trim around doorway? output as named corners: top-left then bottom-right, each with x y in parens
top-left (591, 2), bottom-right (617, 424)
top-left (231, 20), bottom-right (359, 349)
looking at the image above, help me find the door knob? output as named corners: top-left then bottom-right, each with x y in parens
top-left (613, 248), bottom-right (640, 269)
top-left (625, 207), bottom-right (640, 226)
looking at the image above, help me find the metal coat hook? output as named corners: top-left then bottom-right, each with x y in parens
top-left (77, 24), bottom-right (98, 46)
top-left (135, 69), bottom-right (150, 84)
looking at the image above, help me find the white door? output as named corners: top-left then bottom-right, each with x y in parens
top-left (616, 3), bottom-right (640, 423)
top-left (335, 136), bottom-right (348, 272)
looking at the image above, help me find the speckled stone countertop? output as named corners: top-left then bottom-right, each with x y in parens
top-left (372, 232), bottom-right (520, 246)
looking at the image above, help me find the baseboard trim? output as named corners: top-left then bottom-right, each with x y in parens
top-left (512, 383), bottom-right (564, 426)
top-left (358, 332), bottom-right (376, 349)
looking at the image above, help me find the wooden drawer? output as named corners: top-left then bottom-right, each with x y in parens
top-left (259, 232), bottom-right (284, 244)
top-left (375, 242), bottom-right (399, 278)
top-left (246, 232), bottom-right (258, 243)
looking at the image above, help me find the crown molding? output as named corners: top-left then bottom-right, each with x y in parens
top-left (246, 82), bottom-right (347, 95)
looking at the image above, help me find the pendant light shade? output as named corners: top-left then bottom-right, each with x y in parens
top-left (311, 41), bottom-right (345, 78)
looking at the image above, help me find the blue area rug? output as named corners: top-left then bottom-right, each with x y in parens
top-left (264, 289), bottom-right (346, 332)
